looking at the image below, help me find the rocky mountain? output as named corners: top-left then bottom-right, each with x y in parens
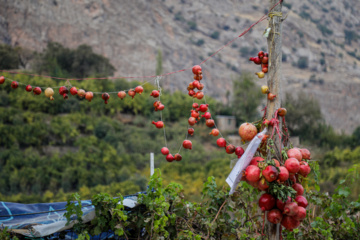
top-left (0, 0), bottom-right (359, 133)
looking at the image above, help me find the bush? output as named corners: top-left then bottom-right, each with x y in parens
top-left (210, 31), bottom-right (220, 39)
top-left (0, 44), bottom-right (20, 69)
top-left (297, 57), bottom-right (309, 69)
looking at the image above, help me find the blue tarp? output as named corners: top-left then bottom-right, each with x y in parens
top-left (0, 194), bottom-right (139, 239)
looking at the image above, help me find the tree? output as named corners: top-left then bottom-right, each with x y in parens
top-left (232, 73), bottom-right (262, 123)
top-left (0, 44), bottom-right (20, 69)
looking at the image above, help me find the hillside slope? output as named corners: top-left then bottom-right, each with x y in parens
top-left (0, 0), bottom-right (359, 133)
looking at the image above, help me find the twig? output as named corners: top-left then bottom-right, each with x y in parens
top-left (211, 200), bottom-right (227, 226)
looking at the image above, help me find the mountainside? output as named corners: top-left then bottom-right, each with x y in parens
top-left (0, 0), bottom-right (359, 133)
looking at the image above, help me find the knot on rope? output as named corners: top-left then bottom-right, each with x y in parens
top-left (269, 110), bottom-right (282, 142)
top-left (268, 12), bottom-right (283, 18)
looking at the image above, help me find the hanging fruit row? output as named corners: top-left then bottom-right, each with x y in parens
top-left (0, 76), bottom-right (146, 103)
top-left (250, 50), bottom-right (269, 79)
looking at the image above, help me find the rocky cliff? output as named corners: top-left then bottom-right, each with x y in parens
top-left (0, 0), bottom-right (359, 133)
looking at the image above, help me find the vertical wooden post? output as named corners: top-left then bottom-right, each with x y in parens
top-left (266, 1), bottom-right (283, 240)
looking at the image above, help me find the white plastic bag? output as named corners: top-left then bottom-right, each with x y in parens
top-left (226, 128), bottom-right (267, 194)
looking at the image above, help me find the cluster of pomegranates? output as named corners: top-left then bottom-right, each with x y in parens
top-left (249, 51), bottom-right (269, 79)
top-left (242, 147), bottom-right (312, 231)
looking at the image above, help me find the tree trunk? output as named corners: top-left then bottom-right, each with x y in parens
top-left (266, 0), bottom-right (283, 240)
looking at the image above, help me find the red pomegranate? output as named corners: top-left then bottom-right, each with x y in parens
top-left (273, 159), bottom-right (280, 167)
top-left (11, 81), bottom-right (19, 89)
top-left (152, 121), bottom-right (164, 129)
top-left (25, 85), bottom-right (32, 92)
top-left (238, 123), bottom-right (257, 141)
top-left (267, 209), bottom-right (283, 224)
top-left (225, 144), bottom-right (235, 154)
top-left (281, 215), bottom-right (300, 231)
top-left (85, 92), bottom-right (93, 102)
top-left (300, 148), bottom-right (311, 159)
top-left (283, 202), bottom-right (299, 216)
top-left (59, 86), bottom-right (69, 96)
top-left (294, 206), bottom-right (306, 221)
top-left (182, 140), bottom-right (192, 150)
top-left (150, 90), bottom-right (160, 98)
top-left (0, 76), bottom-right (4, 84)
top-left (102, 93), bottom-right (110, 104)
top-left (235, 146), bottom-right (244, 158)
top-left (276, 197), bottom-right (292, 211)
top-left (192, 103), bottom-right (199, 109)
top-left (161, 147), bottom-right (169, 155)
top-left (128, 89), bottom-right (136, 98)
top-left (135, 86), bottom-right (144, 94)
top-left (244, 165), bottom-right (261, 182)
top-left (205, 119), bottom-right (215, 128)
top-left (262, 165), bottom-right (279, 182)
top-left (299, 161), bottom-right (311, 177)
top-left (191, 110), bottom-right (200, 119)
top-left (258, 193), bottom-right (276, 211)
top-left (209, 129), bottom-right (219, 136)
top-left (285, 158), bottom-right (300, 173)
top-left (166, 154), bottom-right (174, 162)
top-left (117, 91), bottom-right (126, 100)
top-left (295, 195), bottom-right (308, 208)
top-left (188, 128), bottom-right (195, 135)
top-left (192, 65), bottom-right (202, 74)
top-left (33, 87), bottom-right (42, 95)
top-left (287, 148), bottom-right (302, 161)
top-left (249, 157), bottom-right (264, 166)
top-left (201, 112), bottom-right (211, 119)
top-left (258, 177), bottom-right (269, 191)
top-left (188, 90), bottom-right (195, 97)
top-left (188, 117), bottom-right (197, 126)
top-left (198, 104), bottom-right (208, 112)
top-left (216, 138), bottom-right (226, 148)
top-left (174, 153), bottom-right (182, 161)
top-left (278, 166), bottom-right (290, 182)
top-left (78, 89), bottom-right (86, 98)
top-left (70, 87), bottom-right (78, 95)
top-left (292, 183), bottom-right (304, 196)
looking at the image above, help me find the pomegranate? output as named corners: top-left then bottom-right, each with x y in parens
top-left (59, 86), bottom-right (69, 96)
top-left (191, 110), bottom-right (200, 119)
top-left (267, 93), bottom-right (276, 100)
top-left (267, 209), bottom-right (283, 224)
top-left (152, 121), bottom-right (164, 129)
top-left (188, 117), bottom-right (197, 126)
top-left (0, 76), bottom-right (4, 84)
top-left (192, 80), bottom-right (200, 89)
top-left (285, 158), bottom-right (300, 173)
top-left (45, 88), bottom-right (55, 100)
top-left (128, 89), bottom-right (136, 98)
top-left (238, 123), bottom-right (257, 141)
top-left (78, 89), bottom-right (86, 98)
top-left (249, 157), bottom-right (264, 166)
top-left (300, 148), bottom-right (311, 160)
top-left (188, 128), bottom-right (194, 135)
top-left (117, 91), bottom-right (126, 100)
top-left (174, 153), bottom-right (182, 161)
top-left (245, 165), bottom-right (261, 182)
top-left (255, 72), bottom-right (265, 78)
top-left (289, 174), bottom-right (297, 183)
top-left (201, 112), bottom-right (211, 119)
top-left (183, 140), bottom-right (192, 150)
top-left (247, 179), bottom-right (259, 189)
top-left (278, 108), bottom-right (287, 117)
top-left (161, 147), bottom-right (169, 155)
top-left (258, 177), bottom-right (269, 191)
top-left (276, 197), bottom-right (292, 211)
top-left (273, 159), bottom-right (280, 167)
top-left (70, 87), bottom-right (78, 95)
top-left (235, 146), bottom-right (244, 158)
top-left (33, 87), bottom-right (42, 95)
top-left (292, 183), bottom-right (304, 196)
top-left (209, 128), bottom-right (219, 136)
top-left (205, 119), bottom-right (215, 128)
top-left (263, 119), bottom-right (271, 126)
top-left (294, 206), bottom-right (306, 221)
top-left (150, 90), bottom-right (160, 98)
top-left (258, 193), bottom-right (276, 211)
top-left (258, 51), bottom-right (264, 58)
top-left (262, 165), bottom-right (279, 182)
top-left (195, 91), bottom-right (204, 99)
top-left (102, 93), bottom-right (110, 104)
top-left (192, 103), bottom-right (199, 109)
top-left (261, 85), bottom-right (269, 94)
top-left (166, 154), bottom-right (174, 162)
top-left (216, 138), bottom-right (226, 148)
top-left (194, 74), bottom-right (203, 81)
top-left (25, 85), bottom-right (32, 92)
top-left (135, 86), bottom-right (144, 94)
top-left (299, 161), bottom-right (311, 177)
top-left (188, 90), bottom-right (195, 97)
top-left (295, 195), bottom-right (308, 208)
top-left (157, 103), bottom-right (165, 111)
top-left (85, 91), bottom-right (94, 102)
top-left (198, 104), bottom-right (208, 112)
top-left (281, 215), bottom-right (300, 231)
top-left (278, 166), bottom-right (290, 182)
top-left (253, 57), bottom-right (262, 65)
top-left (262, 67), bottom-right (268, 73)
top-left (283, 202), bottom-right (299, 216)
top-left (225, 144), bottom-right (235, 154)
top-left (287, 148), bottom-right (302, 161)
top-left (11, 81), bottom-right (18, 89)
top-left (198, 83), bottom-right (204, 90)
top-left (262, 56), bottom-right (269, 64)
top-left (192, 65), bottom-right (202, 75)
top-left (188, 83), bottom-right (194, 90)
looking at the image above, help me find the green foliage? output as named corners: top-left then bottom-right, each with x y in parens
top-left (33, 42), bottom-right (115, 78)
top-left (232, 72), bottom-right (263, 123)
top-left (0, 44), bottom-right (20, 69)
top-left (297, 57), bottom-right (309, 69)
top-left (344, 30), bottom-right (358, 45)
top-left (210, 31), bottom-right (220, 40)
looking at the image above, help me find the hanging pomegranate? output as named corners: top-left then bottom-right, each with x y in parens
top-left (78, 89), bottom-right (86, 98)
top-left (128, 89), bottom-right (136, 98)
top-left (188, 117), bottom-right (197, 126)
top-left (102, 93), bottom-right (110, 104)
top-left (85, 91), bottom-right (94, 102)
top-left (182, 140), bottom-right (192, 150)
top-left (11, 81), bottom-right (18, 89)
top-left (25, 85), bottom-right (32, 92)
top-left (0, 76), bottom-right (4, 84)
top-left (152, 121), bottom-right (164, 129)
top-left (150, 90), bottom-right (160, 98)
top-left (192, 103), bottom-right (199, 109)
top-left (209, 128), bottom-right (219, 136)
top-left (70, 87), bottom-right (78, 95)
top-left (226, 144), bottom-right (236, 154)
top-left (117, 91), bottom-right (126, 100)
top-left (202, 112), bottom-right (211, 119)
top-left (216, 138), bottom-right (226, 148)
top-left (33, 87), bottom-right (42, 95)
top-left (161, 147), bottom-right (169, 155)
top-left (192, 65), bottom-right (202, 75)
top-left (174, 153), bottom-right (182, 161)
top-left (188, 128), bottom-right (195, 135)
top-left (198, 104), bottom-right (208, 112)
top-left (45, 88), bottom-right (55, 100)
top-left (135, 86), bottom-right (144, 94)
top-left (166, 154), bottom-right (175, 162)
top-left (206, 119), bottom-right (215, 127)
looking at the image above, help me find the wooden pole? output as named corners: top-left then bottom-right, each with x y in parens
top-left (266, 1), bottom-right (283, 239)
